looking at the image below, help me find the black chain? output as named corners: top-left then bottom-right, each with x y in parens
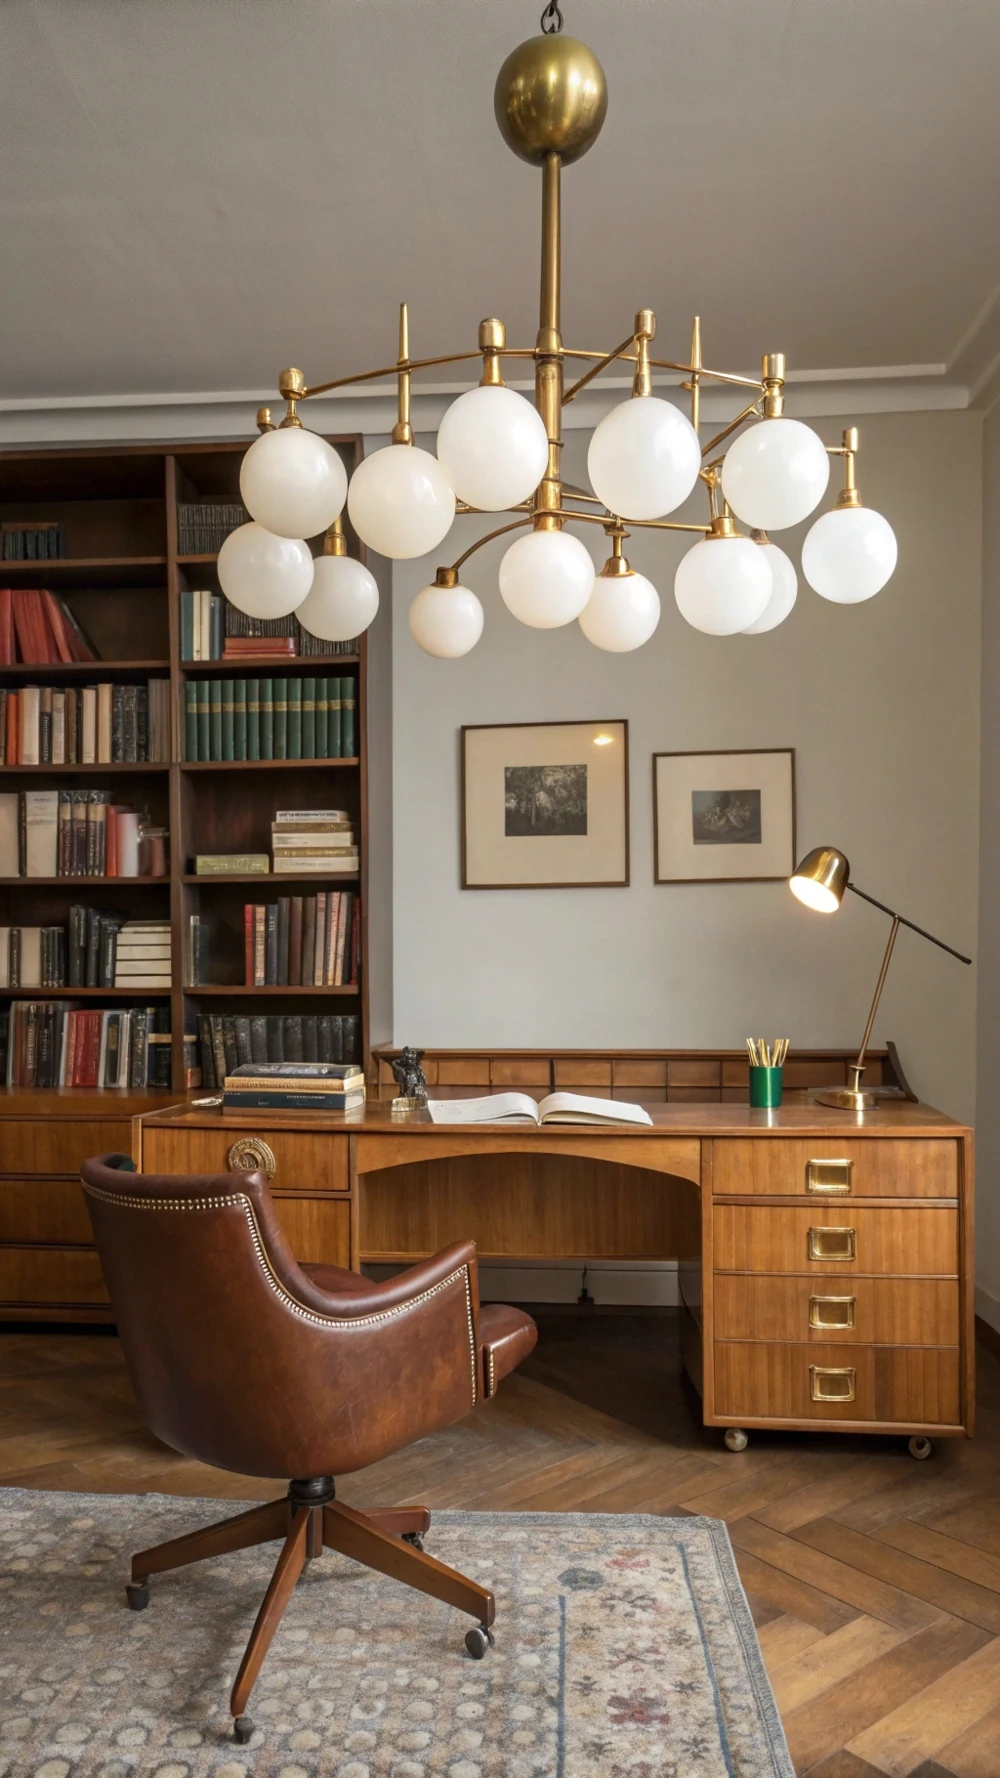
top-left (540, 1), bottom-right (563, 33)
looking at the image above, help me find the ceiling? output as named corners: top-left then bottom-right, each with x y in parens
top-left (3, 0), bottom-right (1000, 403)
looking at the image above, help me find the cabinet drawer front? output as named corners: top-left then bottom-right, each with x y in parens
top-left (140, 1127), bottom-right (349, 1192)
top-left (715, 1342), bottom-right (962, 1426)
top-left (272, 1195), bottom-right (350, 1267)
top-left (0, 1246), bottom-right (109, 1307)
top-left (713, 1204), bottom-right (958, 1276)
top-left (553, 1061), bottom-right (612, 1089)
top-left (490, 1061), bottom-right (551, 1088)
top-left (712, 1138), bottom-right (958, 1199)
top-left (0, 1179), bottom-right (94, 1246)
top-left (713, 1275), bottom-right (960, 1346)
top-left (436, 1059), bottom-right (490, 1086)
top-left (0, 1121), bottom-right (133, 1178)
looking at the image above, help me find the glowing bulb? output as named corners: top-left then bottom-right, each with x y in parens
top-left (296, 553), bottom-right (379, 641)
top-left (802, 505), bottom-right (897, 603)
top-left (588, 396), bottom-right (701, 519)
top-left (239, 428), bottom-right (347, 539)
top-left (436, 385), bottom-right (549, 511)
top-left (674, 535), bottom-right (772, 635)
top-left (217, 522), bottom-right (313, 619)
top-left (579, 571), bottom-right (660, 652)
top-left (721, 418), bottom-right (830, 530)
top-left (499, 529), bottom-right (595, 628)
top-left (408, 580), bottom-right (484, 657)
top-left (742, 540), bottom-right (797, 633)
top-left (347, 444), bottom-right (456, 559)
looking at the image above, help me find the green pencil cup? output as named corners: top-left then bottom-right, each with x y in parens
top-left (749, 1065), bottom-right (783, 1108)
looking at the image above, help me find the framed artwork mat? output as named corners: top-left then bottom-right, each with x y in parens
top-left (653, 748), bottom-right (795, 884)
top-left (462, 720), bottom-right (629, 888)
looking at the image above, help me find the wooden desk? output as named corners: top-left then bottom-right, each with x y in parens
top-left (136, 1095), bottom-right (974, 1455)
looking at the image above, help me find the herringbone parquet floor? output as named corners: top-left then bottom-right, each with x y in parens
top-left (1, 1312), bottom-right (998, 1777)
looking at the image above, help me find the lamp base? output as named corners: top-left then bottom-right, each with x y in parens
top-left (814, 1087), bottom-right (878, 1112)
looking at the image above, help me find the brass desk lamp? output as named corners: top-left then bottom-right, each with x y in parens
top-left (789, 846), bottom-right (972, 1111)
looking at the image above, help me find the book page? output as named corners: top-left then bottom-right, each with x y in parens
top-left (426, 1094), bottom-right (539, 1125)
top-left (537, 1092), bottom-right (654, 1127)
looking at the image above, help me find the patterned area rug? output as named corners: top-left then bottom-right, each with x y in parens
top-left (0, 1490), bottom-right (792, 1777)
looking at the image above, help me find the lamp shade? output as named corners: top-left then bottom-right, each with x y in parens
top-left (217, 521), bottom-right (314, 620)
top-left (240, 427), bottom-right (347, 539)
top-left (790, 845), bottom-right (850, 914)
top-left (436, 384), bottom-right (549, 511)
top-left (296, 553), bottom-right (379, 641)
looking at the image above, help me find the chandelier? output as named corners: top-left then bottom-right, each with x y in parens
top-left (219, 3), bottom-right (897, 658)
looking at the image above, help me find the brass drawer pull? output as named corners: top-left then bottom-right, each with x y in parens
top-left (810, 1294), bottom-right (856, 1330)
top-left (808, 1226), bottom-right (856, 1262)
top-left (806, 1158), bottom-right (853, 1195)
top-left (811, 1365), bottom-right (856, 1403)
top-left (227, 1137), bottom-right (277, 1180)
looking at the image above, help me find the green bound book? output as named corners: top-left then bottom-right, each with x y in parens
top-left (315, 676), bottom-right (328, 759)
top-left (196, 677), bottom-right (211, 761)
top-left (209, 679), bottom-right (223, 761)
top-left (340, 675), bottom-right (356, 759)
top-left (327, 676), bottom-right (342, 758)
top-left (301, 676), bottom-right (316, 759)
top-left (233, 678), bottom-right (248, 761)
top-left (180, 591), bottom-right (194, 663)
top-left (221, 679), bottom-right (235, 760)
top-left (260, 678), bottom-right (274, 760)
top-left (286, 678), bottom-right (302, 759)
top-left (273, 679), bottom-right (288, 760)
top-left (184, 679), bottom-right (199, 761)
top-left (247, 678), bottom-right (260, 761)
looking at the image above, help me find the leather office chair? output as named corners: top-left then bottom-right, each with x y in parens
top-left (80, 1153), bottom-right (537, 1741)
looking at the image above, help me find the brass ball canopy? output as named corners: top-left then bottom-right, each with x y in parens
top-left (790, 846), bottom-right (851, 915)
top-left (494, 34), bottom-right (608, 166)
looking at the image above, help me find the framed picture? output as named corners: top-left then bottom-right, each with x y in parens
top-left (653, 748), bottom-right (795, 884)
top-left (462, 720), bottom-right (629, 889)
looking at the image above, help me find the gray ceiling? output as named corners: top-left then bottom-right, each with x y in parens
top-left (3, 0), bottom-right (999, 400)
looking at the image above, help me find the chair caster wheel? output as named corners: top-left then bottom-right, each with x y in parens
top-left (465, 1624), bottom-right (495, 1659)
top-left (908, 1435), bottom-right (934, 1461)
top-left (724, 1428), bottom-right (749, 1453)
top-left (125, 1581), bottom-right (149, 1610)
top-left (233, 1716), bottom-right (255, 1744)
top-left (401, 1531), bottom-right (425, 1551)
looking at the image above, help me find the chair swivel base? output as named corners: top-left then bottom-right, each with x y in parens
top-left (124, 1478), bottom-right (496, 1736)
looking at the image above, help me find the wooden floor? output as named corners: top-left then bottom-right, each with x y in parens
top-left (1, 1312), bottom-right (999, 1778)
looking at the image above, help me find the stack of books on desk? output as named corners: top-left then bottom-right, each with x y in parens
top-left (222, 1061), bottom-right (365, 1112)
top-left (271, 810), bottom-right (358, 875)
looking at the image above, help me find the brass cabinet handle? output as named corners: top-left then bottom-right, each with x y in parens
top-left (809, 1294), bottom-right (856, 1330)
top-left (806, 1158), bottom-right (853, 1195)
top-left (227, 1136), bottom-right (277, 1180)
top-left (810, 1365), bottom-right (856, 1403)
top-left (807, 1226), bottom-right (856, 1262)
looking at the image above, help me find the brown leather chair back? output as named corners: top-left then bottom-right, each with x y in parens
top-left (81, 1155), bottom-right (481, 1481)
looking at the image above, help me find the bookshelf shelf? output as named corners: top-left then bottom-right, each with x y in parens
top-left (0, 557), bottom-right (168, 589)
top-left (182, 873), bottom-right (360, 884)
top-left (177, 552), bottom-right (219, 564)
top-left (0, 877), bottom-right (169, 887)
top-left (0, 660), bottom-right (172, 677)
top-left (0, 986), bottom-right (171, 999)
top-left (181, 655), bottom-right (361, 671)
top-left (179, 758), bottom-right (360, 772)
top-left (187, 984), bottom-right (360, 996)
top-left (2, 763), bottom-right (170, 775)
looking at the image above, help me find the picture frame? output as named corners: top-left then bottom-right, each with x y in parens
top-left (462, 719), bottom-right (629, 889)
top-left (652, 748), bottom-right (795, 885)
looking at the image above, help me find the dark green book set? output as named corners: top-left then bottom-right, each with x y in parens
top-left (183, 674), bottom-right (358, 762)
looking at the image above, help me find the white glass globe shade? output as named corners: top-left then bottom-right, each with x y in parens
top-left (408, 582), bottom-right (484, 658)
top-left (347, 444), bottom-right (456, 560)
top-left (742, 542), bottom-right (798, 633)
top-left (217, 521), bottom-right (314, 620)
top-left (436, 384), bottom-right (549, 512)
top-left (579, 572), bottom-right (660, 652)
top-left (721, 418), bottom-right (830, 530)
top-left (802, 504), bottom-right (898, 603)
top-left (674, 536), bottom-right (772, 636)
top-left (588, 396), bottom-right (701, 520)
top-left (499, 529), bottom-right (596, 628)
top-left (296, 554), bottom-right (379, 642)
top-left (239, 428), bottom-right (348, 539)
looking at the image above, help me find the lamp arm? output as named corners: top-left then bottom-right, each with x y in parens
top-left (846, 883), bottom-right (972, 965)
top-left (850, 914), bottom-right (901, 1094)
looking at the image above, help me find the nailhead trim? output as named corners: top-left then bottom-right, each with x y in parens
top-left (82, 1179), bottom-right (477, 1404)
top-left (487, 1348), bottom-right (497, 1397)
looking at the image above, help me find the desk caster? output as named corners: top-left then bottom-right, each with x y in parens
top-left (465, 1624), bottom-right (495, 1659)
top-left (908, 1436), bottom-right (934, 1461)
top-left (233, 1716), bottom-right (255, 1744)
top-left (125, 1581), bottom-right (149, 1610)
top-left (724, 1428), bottom-right (749, 1453)
top-left (402, 1531), bottom-right (425, 1552)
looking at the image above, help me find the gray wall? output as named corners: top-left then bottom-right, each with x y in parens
top-left (977, 399), bottom-right (1000, 1331)
top-left (389, 411), bottom-right (982, 1127)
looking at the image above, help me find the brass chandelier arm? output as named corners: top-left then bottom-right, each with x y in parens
top-left (448, 517), bottom-right (533, 572)
top-left (562, 332), bottom-right (642, 404)
top-left (699, 399), bottom-right (764, 459)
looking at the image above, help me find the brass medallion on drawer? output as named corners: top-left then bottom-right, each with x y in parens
top-left (714, 1341), bottom-right (962, 1426)
top-left (713, 1274), bottom-right (960, 1345)
top-left (712, 1204), bottom-right (959, 1275)
top-left (140, 1127), bottom-right (349, 1193)
top-left (712, 1138), bottom-right (959, 1198)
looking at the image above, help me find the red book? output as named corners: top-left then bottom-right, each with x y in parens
top-left (11, 588), bottom-right (58, 663)
top-left (5, 691), bottom-right (18, 763)
top-left (350, 899), bottom-right (360, 986)
top-left (81, 1011), bottom-right (102, 1088)
top-left (105, 808), bottom-right (119, 879)
top-left (244, 904), bottom-right (254, 985)
top-left (224, 637), bottom-right (296, 656)
top-left (0, 589), bottom-right (13, 665)
top-left (70, 1010), bottom-right (87, 1087)
top-left (40, 590), bottom-right (74, 664)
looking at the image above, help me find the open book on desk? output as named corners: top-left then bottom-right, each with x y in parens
top-left (425, 1092), bottom-right (653, 1128)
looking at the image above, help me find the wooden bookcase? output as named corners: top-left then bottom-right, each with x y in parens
top-left (0, 437), bottom-right (370, 1098)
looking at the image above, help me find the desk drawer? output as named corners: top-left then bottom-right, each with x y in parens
top-left (0, 1178), bottom-right (94, 1246)
top-left (712, 1139), bottom-right (958, 1199)
top-left (272, 1195), bottom-right (350, 1267)
top-left (0, 1246), bottom-right (109, 1308)
top-left (140, 1126), bottom-right (349, 1193)
top-left (713, 1204), bottom-right (958, 1276)
top-left (0, 1121), bottom-right (132, 1177)
top-left (715, 1340), bottom-right (961, 1427)
top-left (713, 1275), bottom-right (960, 1347)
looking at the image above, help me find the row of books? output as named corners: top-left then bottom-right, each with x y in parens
top-left (0, 912), bottom-right (171, 989)
top-left (197, 1012), bottom-right (361, 1088)
top-left (2, 1002), bottom-right (172, 1089)
top-left (183, 676), bottom-right (357, 761)
top-left (0, 791), bottom-right (160, 879)
top-left (193, 809), bottom-right (358, 878)
top-left (2, 522), bottom-right (64, 561)
top-left (180, 589), bottom-right (359, 662)
top-left (225, 599), bottom-right (358, 656)
top-left (0, 587), bottom-right (97, 665)
top-left (223, 1061), bottom-right (365, 1112)
top-left (0, 679), bottom-right (170, 765)
top-left (243, 890), bottom-right (358, 987)
top-left (178, 501), bottom-right (247, 554)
